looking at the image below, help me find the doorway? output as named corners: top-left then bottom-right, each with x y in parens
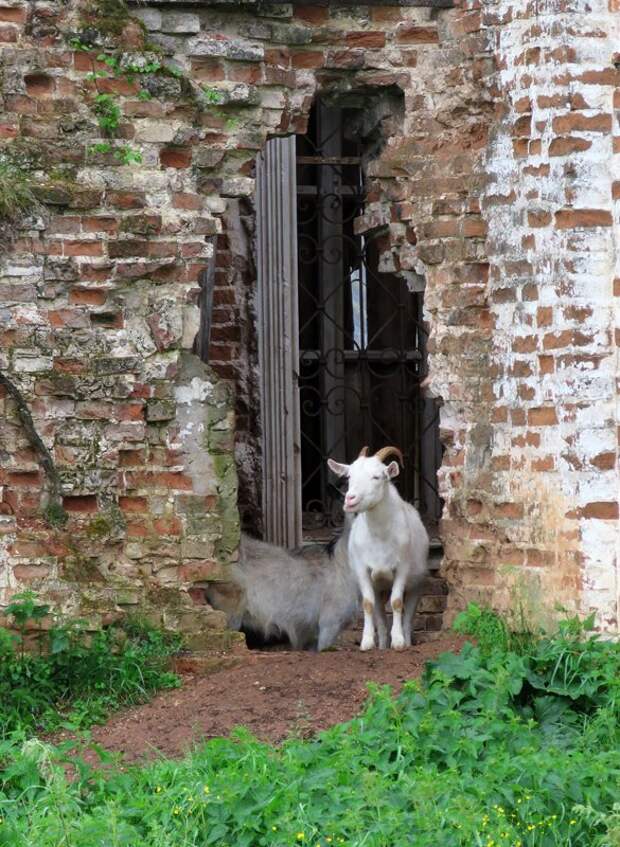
top-left (256, 96), bottom-right (442, 549)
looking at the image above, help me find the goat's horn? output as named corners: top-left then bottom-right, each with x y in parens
top-left (374, 446), bottom-right (404, 467)
top-left (358, 446), bottom-right (369, 458)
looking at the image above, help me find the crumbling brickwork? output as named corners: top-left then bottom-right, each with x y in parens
top-left (436, 0), bottom-right (619, 632)
top-left (0, 0), bottom-right (618, 640)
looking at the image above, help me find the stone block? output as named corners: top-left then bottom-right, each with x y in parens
top-left (161, 12), bottom-right (201, 34)
top-left (132, 7), bottom-right (162, 31)
top-left (186, 35), bottom-right (264, 62)
top-left (145, 399), bottom-right (176, 421)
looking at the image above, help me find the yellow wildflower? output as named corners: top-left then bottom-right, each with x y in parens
top-left (297, 833), bottom-right (305, 841)
top-left (173, 807), bottom-right (181, 816)
top-left (203, 785), bottom-right (210, 795)
top-left (155, 786), bottom-right (162, 793)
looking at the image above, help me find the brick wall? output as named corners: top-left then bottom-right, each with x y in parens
top-left (436, 0), bottom-right (619, 632)
top-left (0, 0), bottom-right (617, 639)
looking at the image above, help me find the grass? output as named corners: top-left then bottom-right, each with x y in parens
top-left (0, 593), bottom-right (182, 736)
top-left (0, 162), bottom-right (37, 223)
top-left (0, 606), bottom-right (618, 847)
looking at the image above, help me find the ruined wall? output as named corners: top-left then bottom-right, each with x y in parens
top-left (436, 0), bottom-right (620, 632)
top-left (0, 0), bottom-right (617, 638)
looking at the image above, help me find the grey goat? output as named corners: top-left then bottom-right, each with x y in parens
top-left (205, 519), bottom-right (359, 651)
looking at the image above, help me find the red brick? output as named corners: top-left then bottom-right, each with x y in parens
top-left (190, 58), bottom-right (226, 82)
top-left (24, 73), bottom-right (54, 96)
top-left (549, 137), bottom-right (592, 156)
top-left (63, 495), bottom-right (98, 513)
top-left (8, 471), bottom-right (41, 486)
top-left (371, 7), bottom-right (402, 21)
top-left (528, 407), bottom-right (558, 426)
top-left (395, 23), bottom-right (439, 44)
top-left (495, 502), bottom-right (524, 519)
top-left (527, 209), bottom-right (551, 227)
top-left (63, 240), bottom-right (104, 257)
top-left (576, 69), bottom-right (619, 85)
top-left (153, 516), bottom-right (182, 536)
top-left (345, 31), bottom-right (386, 48)
top-left (462, 218), bottom-right (487, 237)
top-left (514, 96), bottom-right (531, 113)
top-left (531, 456), bottom-right (554, 472)
top-left (555, 209), bottom-right (612, 228)
top-left (160, 147), bottom-right (192, 169)
top-left (293, 4), bottom-right (329, 23)
top-left (119, 449), bottom-right (145, 467)
top-left (119, 496), bottom-right (148, 512)
top-left (536, 307), bottom-right (553, 327)
top-left (512, 335), bottom-right (537, 354)
top-left (291, 50), bottom-right (324, 69)
top-left (126, 471), bottom-right (194, 491)
top-left (579, 502), bottom-right (619, 520)
top-left (107, 191), bottom-right (145, 210)
top-left (0, 25), bottom-right (18, 42)
top-left (228, 62), bottom-right (261, 83)
top-left (0, 6), bottom-right (27, 23)
top-left (96, 76), bottom-right (139, 96)
top-left (179, 560), bottom-right (220, 582)
top-left (552, 112), bottom-right (612, 133)
top-left (172, 193), bottom-right (203, 210)
top-left (13, 565), bottom-right (50, 583)
top-left (126, 519), bottom-right (148, 538)
top-left (81, 216), bottom-right (118, 234)
top-left (590, 452), bottom-right (616, 470)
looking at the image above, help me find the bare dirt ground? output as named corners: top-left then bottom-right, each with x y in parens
top-left (60, 634), bottom-right (464, 763)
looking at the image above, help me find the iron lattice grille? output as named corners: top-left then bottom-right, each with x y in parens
top-left (296, 99), bottom-right (442, 539)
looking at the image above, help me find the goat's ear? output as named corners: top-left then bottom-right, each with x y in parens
top-left (386, 461), bottom-right (400, 479)
top-left (327, 458), bottom-right (349, 477)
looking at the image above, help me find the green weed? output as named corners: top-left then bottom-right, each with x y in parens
top-left (0, 594), bottom-right (181, 735)
top-left (0, 163), bottom-right (37, 223)
top-left (0, 619), bottom-right (618, 846)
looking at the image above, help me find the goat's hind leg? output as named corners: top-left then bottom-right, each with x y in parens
top-left (373, 591), bottom-right (389, 649)
top-left (403, 589), bottom-right (421, 646)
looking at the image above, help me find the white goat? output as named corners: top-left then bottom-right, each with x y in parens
top-left (204, 518), bottom-right (359, 651)
top-left (327, 446), bottom-right (429, 651)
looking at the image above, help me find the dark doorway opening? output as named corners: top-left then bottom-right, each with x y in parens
top-left (295, 97), bottom-right (443, 541)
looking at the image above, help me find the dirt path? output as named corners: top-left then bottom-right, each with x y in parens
top-left (62, 635), bottom-right (464, 763)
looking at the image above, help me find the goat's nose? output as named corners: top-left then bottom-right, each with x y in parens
top-left (345, 493), bottom-right (358, 505)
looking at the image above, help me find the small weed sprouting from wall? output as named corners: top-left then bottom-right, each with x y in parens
top-left (0, 162), bottom-right (37, 225)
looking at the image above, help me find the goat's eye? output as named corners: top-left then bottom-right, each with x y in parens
top-left (372, 475), bottom-right (382, 480)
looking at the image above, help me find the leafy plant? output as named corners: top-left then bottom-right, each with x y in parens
top-left (92, 93), bottom-right (122, 134)
top-left (0, 623), bottom-right (618, 846)
top-left (0, 163), bottom-right (38, 223)
top-left (0, 601), bottom-right (182, 736)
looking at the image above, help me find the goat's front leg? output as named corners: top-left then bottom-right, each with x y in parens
top-left (357, 569), bottom-right (376, 651)
top-left (389, 572), bottom-right (408, 650)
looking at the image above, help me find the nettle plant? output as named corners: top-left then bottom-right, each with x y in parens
top-left (0, 590), bottom-right (182, 734)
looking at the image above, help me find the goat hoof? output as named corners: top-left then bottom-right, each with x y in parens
top-left (360, 638), bottom-right (375, 651)
top-left (391, 636), bottom-right (406, 650)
